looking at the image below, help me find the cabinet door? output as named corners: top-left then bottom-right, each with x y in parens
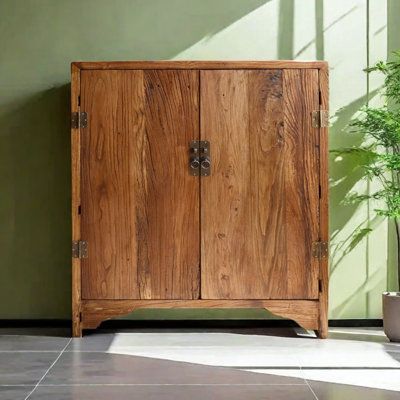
top-left (81, 70), bottom-right (200, 300)
top-left (200, 69), bottom-right (320, 299)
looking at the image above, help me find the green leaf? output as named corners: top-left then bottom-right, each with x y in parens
top-left (332, 51), bottom-right (400, 223)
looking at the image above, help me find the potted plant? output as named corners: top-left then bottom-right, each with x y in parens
top-left (334, 52), bottom-right (400, 341)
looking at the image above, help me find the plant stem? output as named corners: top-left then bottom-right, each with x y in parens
top-left (395, 217), bottom-right (400, 292)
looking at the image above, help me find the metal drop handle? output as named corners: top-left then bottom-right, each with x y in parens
top-left (199, 141), bottom-right (211, 176)
top-left (201, 157), bottom-right (211, 170)
top-left (190, 158), bottom-right (200, 170)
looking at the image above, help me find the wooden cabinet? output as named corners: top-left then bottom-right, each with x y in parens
top-left (71, 61), bottom-right (329, 338)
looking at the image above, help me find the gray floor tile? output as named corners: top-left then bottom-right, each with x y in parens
top-left (0, 335), bottom-right (70, 351)
top-left (65, 330), bottom-right (400, 369)
top-left (42, 352), bottom-right (305, 385)
top-left (0, 386), bottom-right (34, 400)
top-left (67, 333), bottom-right (301, 367)
top-left (66, 331), bottom-right (304, 352)
top-left (0, 353), bottom-right (57, 385)
top-left (301, 369), bottom-right (400, 392)
top-left (309, 380), bottom-right (400, 400)
top-left (0, 328), bottom-right (69, 337)
top-left (67, 334), bottom-right (115, 352)
top-left (30, 384), bottom-right (315, 400)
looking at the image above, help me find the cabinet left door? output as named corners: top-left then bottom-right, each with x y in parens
top-left (80, 70), bottom-right (200, 300)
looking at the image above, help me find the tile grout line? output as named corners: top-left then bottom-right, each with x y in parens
top-left (24, 338), bottom-right (72, 400)
top-left (305, 381), bottom-right (319, 400)
top-left (2, 383), bottom-right (309, 387)
top-left (0, 351), bottom-right (64, 353)
top-left (301, 367), bottom-right (319, 400)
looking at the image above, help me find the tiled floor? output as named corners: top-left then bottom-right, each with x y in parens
top-left (0, 327), bottom-right (400, 399)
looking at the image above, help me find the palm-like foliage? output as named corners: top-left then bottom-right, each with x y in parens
top-left (333, 51), bottom-right (400, 290)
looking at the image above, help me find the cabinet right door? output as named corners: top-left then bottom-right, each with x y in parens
top-left (200, 69), bottom-right (320, 300)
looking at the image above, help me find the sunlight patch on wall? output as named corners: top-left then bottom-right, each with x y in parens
top-left (172, 2), bottom-right (278, 60)
top-left (293, 0), bottom-right (316, 59)
top-left (328, 0), bottom-right (388, 319)
top-left (366, 0), bottom-right (388, 317)
top-left (172, 0), bottom-right (390, 319)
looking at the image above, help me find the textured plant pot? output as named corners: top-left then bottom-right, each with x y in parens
top-left (383, 292), bottom-right (400, 342)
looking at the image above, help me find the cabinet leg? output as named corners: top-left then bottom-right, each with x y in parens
top-left (315, 325), bottom-right (328, 339)
top-left (315, 300), bottom-right (328, 339)
top-left (72, 314), bottom-right (82, 337)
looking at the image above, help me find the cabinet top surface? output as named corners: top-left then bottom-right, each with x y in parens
top-left (72, 60), bottom-right (328, 70)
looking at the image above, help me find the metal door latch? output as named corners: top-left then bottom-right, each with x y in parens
top-left (199, 141), bottom-right (211, 176)
top-left (189, 141), bottom-right (211, 176)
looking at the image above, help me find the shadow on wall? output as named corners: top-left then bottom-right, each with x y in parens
top-left (329, 88), bottom-right (387, 317)
top-left (54, 0), bottom-right (271, 61)
top-left (0, 86), bottom-right (71, 317)
top-left (329, 94), bottom-right (370, 244)
top-left (0, 0), bottom-right (271, 319)
top-left (0, 0), bottom-right (388, 320)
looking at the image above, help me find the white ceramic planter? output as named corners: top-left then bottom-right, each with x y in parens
top-left (383, 292), bottom-right (400, 342)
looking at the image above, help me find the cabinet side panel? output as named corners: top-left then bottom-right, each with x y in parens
top-left (283, 69), bottom-right (320, 299)
top-left (318, 66), bottom-right (329, 337)
top-left (201, 70), bottom-right (287, 299)
top-left (71, 64), bottom-right (82, 336)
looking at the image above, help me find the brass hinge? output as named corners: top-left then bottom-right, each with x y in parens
top-left (312, 241), bottom-right (328, 259)
top-left (72, 240), bottom-right (88, 258)
top-left (71, 112), bottom-right (88, 129)
top-left (312, 110), bottom-right (329, 128)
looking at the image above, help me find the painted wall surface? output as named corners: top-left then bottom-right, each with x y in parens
top-left (0, 0), bottom-right (397, 319)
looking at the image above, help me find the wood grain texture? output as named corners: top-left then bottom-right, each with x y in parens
top-left (201, 70), bottom-right (320, 300)
top-left (72, 61), bottom-right (328, 71)
top-left (71, 63), bottom-right (82, 337)
top-left (72, 61), bottom-right (329, 338)
top-left (82, 299), bottom-right (319, 331)
top-left (283, 69), bottom-right (320, 299)
top-left (81, 70), bottom-right (141, 300)
top-left (137, 70), bottom-right (200, 300)
top-left (317, 65), bottom-right (329, 339)
top-left (201, 70), bottom-right (287, 299)
top-left (80, 70), bottom-right (200, 300)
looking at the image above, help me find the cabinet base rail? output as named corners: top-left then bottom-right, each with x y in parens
top-left (73, 299), bottom-right (327, 339)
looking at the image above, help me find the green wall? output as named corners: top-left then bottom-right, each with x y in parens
top-left (0, 0), bottom-right (398, 320)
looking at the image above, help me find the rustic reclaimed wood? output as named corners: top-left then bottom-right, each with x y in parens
top-left (201, 69), bottom-right (320, 300)
top-left (71, 61), bottom-right (329, 337)
top-left (80, 70), bottom-right (141, 299)
top-left (80, 70), bottom-right (200, 300)
top-left (317, 65), bottom-right (329, 339)
top-left (72, 61), bottom-right (328, 70)
top-left (283, 69), bottom-right (320, 299)
top-left (82, 299), bottom-right (319, 331)
top-left (138, 70), bottom-right (200, 299)
top-left (200, 70), bottom-right (287, 299)
top-left (71, 63), bottom-right (82, 337)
